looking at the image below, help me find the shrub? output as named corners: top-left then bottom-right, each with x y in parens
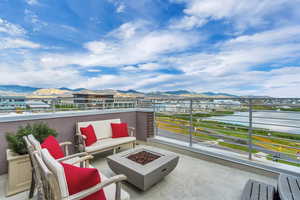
top-left (6, 122), bottom-right (58, 155)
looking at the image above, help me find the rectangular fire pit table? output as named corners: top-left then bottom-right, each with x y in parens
top-left (107, 146), bottom-right (179, 191)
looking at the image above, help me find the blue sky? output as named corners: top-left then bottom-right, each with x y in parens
top-left (0, 0), bottom-right (300, 97)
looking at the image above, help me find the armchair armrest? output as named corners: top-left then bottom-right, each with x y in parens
top-left (128, 126), bottom-right (135, 136)
top-left (69, 175), bottom-right (127, 200)
top-left (59, 141), bottom-right (72, 156)
top-left (69, 155), bottom-right (94, 167)
top-left (57, 152), bottom-right (88, 162)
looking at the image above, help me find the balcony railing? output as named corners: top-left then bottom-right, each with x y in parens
top-left (150, 98), bottom-right (300, 169)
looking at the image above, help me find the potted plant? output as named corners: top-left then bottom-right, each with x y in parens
top-left (5, 122), bottom-right (57, 196)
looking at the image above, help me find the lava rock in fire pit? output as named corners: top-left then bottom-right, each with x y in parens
top-left (127, 151), bottom-right (161, 165)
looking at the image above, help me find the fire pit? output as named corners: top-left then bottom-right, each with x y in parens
top-left (107, 147), bottom-right (179, 191)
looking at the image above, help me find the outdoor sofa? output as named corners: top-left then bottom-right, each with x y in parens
top-left (75, 119), bottom-right (136, 155)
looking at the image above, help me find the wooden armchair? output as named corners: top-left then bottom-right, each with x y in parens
top-left (23, 136), bottom-right (43, 199)
top-left (27, 134), bottom-right (89, 165)
top-left (36, 149), bottom-right (129, 200)
top-left (25, 134), bottom-right (91, 199)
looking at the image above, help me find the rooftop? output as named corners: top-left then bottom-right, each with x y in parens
top-left (0, 143), bottom-right (277, 200)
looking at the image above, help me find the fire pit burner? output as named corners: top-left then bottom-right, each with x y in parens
top-left (127, 151), bottom-right (161, 165)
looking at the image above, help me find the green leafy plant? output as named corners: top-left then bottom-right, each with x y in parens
top-left (6, 122), bottom-right (58, 155)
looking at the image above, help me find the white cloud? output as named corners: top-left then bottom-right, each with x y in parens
top-left (0, 38), bottom-right (41, 49)
top-left (170, 25), bottom-right (300, 77)
top-left (73, 72), bottom-right (177, 91)
top-left (138, 63), bottom-right (161, 71)
top-left (84, 41), bottom-right (109, 54)
top-left (0, 18), bottom-right (26, 36)
top-left (171, 0), bottom-right (300, 31)
top-left (37, 21), bottom-right (300, 96)
top-left (25, 9), bottom-right (48, 32)
top-left (41, 22), bottom-right (201, 68)
top-left (116, 3), bottom-right (125, 13)
top-left (108, 21), bottom-right (148, 40)
top-left (87, 69), bottom-right (102, 73)
top-left (26, 0), bottom-right (39, 5)
top-left (122, 66), bottom-right (139, 72)
top-left (170, 16), bottom-right (207, 30)
top-left (0, 61), bottom-right (81, 88)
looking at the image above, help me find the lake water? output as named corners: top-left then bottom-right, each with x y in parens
top-left (206, 111), bottom-right (300, 134)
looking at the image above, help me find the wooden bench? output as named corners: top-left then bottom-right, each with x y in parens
top-left (278, 174), bottom-right (300, 200)
top-left (242, 179), bottom-right (276, 200)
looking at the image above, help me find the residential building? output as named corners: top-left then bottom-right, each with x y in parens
top-left (0, 96), bottom-right (26, 110)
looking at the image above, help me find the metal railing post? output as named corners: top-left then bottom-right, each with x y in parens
top-left (189, 99), bottom-right (193, 147)
top-left (52, 99), bottom-right (56, 113)
top-left (153, 100), bottom-right (158, 136)
top-left (248, 99), bottom-right (253, 160)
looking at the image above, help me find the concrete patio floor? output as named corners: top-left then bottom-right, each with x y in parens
top-left (0, 143), bottom-right (277, 200)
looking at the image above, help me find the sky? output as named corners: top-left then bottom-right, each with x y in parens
top-left (0, 0), bottom-right (300, 97)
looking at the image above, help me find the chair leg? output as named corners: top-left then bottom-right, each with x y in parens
top-left (133, 142), bottom-right (136, 148)
top-left (29, 172), bottom-right (35, 199)
top-left (115, 182), bottom-right (122, 200)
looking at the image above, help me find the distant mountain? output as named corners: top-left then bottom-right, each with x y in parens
top-left (200, 92), bottom-right (238, 97)
top-left (164, 90), bottom-right (193, 95)
top-left (241, 95), bottom-right (271, 98)
top-left (0, 85), bottom-right (40, 93)
top-left (147, 90), bottom-right (237, 97)
top-left (0, 85), bottom-right (239, 98)
top-left (117, 89), bottom-right (143, 94)
top-left (59, 87), bottom-right (86, 92)
top-left (33, 88), bottom-right (73, 96)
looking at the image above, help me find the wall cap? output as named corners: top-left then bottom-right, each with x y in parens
top-left (0, 108), bottom-right (153, 123)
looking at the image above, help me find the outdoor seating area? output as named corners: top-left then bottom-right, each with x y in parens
top-left (1, 142), bottom-right (278, 200)
top-left (0, 110), bottom-right (298, 200)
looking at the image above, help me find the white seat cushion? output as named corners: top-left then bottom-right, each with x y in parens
top-left (101, 173), bottom-right (130, 200)
top-left (78, 119), bottom-right (121, 140)
top-left (85, 137), bottom-right (136, 153)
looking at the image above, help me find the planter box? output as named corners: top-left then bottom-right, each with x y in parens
top-left (6, 149), bottom-right (32, 196)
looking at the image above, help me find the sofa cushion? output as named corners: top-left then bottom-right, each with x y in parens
top-left (85, 137), bottom-right (136, 153)
top-left (111, 123), bottom-right (129, 138)
top-left (61, 162), bottom-right (107, 200)
top-left (77, 119), bottom-right (121, 140)
top-left (41, 136), bottom-right (65, 159)
top-left (80, 124), bottom-right (97, 146)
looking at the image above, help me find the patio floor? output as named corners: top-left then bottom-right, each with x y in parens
top-left (0, 143), bottom-right (277, 200)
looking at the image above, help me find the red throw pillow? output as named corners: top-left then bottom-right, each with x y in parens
top-left (41, 136), bottom-right (65, 159)
top-left (111, 123), bottom-right (129, 138)
top-left (61, 163), bottom-right (107, 200)
top-left (80, 125), bottom-right (97, 146)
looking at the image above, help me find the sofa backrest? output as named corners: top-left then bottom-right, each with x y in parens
top-left (77, 119), bottom-right (121, 140)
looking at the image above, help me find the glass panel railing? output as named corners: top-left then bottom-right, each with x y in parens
top-left (153, 98), bottom-right (300, 168)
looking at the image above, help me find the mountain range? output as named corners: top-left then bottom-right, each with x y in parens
top-left (0, 85), bottom-right (239, 98)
